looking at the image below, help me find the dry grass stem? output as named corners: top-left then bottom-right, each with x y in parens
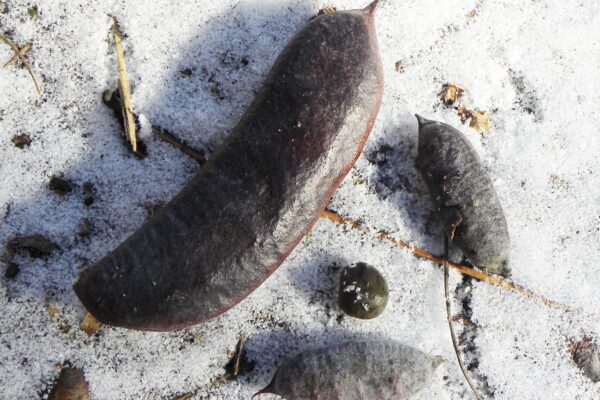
top-left (320, 208), bottom-right (591, 319)
top-left (111, 18), bottom-right (137, 152)
top-left (3, 41), bottom-right (31, 68)
top-left (0, 34), bottom-right (41, 95)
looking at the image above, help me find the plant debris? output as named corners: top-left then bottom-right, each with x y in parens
top-left (5, 235), bottom-right (58, 259)
top-left (49, 177), bottom-right (73, 196)
top-left (45, 301), bottom-right (70, 334)
top-left (440, 84), bottom-right (491, 134)
top-left (395, 60), bottom-right (405, 73)
top-left (11, 134), bottom-right (31, 148)
top-left (78, 218), bottom-right (91, 237)
top-left (27, 5), bottom-right (38, 20)
top-left (171, 393), bottom-right (195, 400)
top-left (180, 68), bottom-right (193, 77)
top-left (321, 209), bottom-right (583, 317)
top-left (102, 88), bottom-right (147, 158)
top-left (568, 337), bottom-right (600, 382)
top-left (48, 366), bottom-right (91, 400)
top-left (82, 182), bottom-right (95, 206)
top-left (111, 17), bottom-right (138, 154)
top-left (310, 5), bottom-right (336, 20)
top-left (440, 83), bottom-right (465, 105)
top-left (221, 334), bottom-right (254, 381)
top-left (79, 312), bottom-right (102, 336)
top-left (457, 107), bottom-right (491, 134)
top-left (3, 42), bottom-right (31, 68)
top-left (442, 237), bottom-right (484, 400)
top-left (0, 33), bottom-right (42, 96)
top-left (153, 126), bottom-right (206, 164)
top-left (4, 262), bottom-right (19, 279)
top-left (468, 110), bottom-right (491, 134)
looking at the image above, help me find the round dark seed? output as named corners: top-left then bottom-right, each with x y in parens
top-left (338, 262), bottom-right (388, 319)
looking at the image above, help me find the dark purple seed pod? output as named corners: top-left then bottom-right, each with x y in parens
top-left (73, 1), bottom-right (384, 331)
top-left (254, 340), bottom-right (442, 400)
top-left (415, 115), bottom-right (510, 276)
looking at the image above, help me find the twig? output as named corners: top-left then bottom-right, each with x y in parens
top-left (320, 208), bottom-right (589, 318)
top-left (0, 34), bottom-right (41, 96)
top-left (444, 236), bottom-right (485, 400)
top-left (153, 126), bottom-right (207, 164)
top-left (111, 17), bottom-right (137, 153)
top-left (3, 41), bottom-right (31, 68)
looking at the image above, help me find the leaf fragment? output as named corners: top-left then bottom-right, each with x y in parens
top-left (27, 5), bottom-right (38, 20)
top-left (441, 83), bottom-right (464, 105)
top-left (469, 110), bottom-right (491, 134)
top-left (457, 107), bottom-right (491, 134)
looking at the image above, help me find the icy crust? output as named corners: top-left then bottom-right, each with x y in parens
top-left (1, 0), bottom-right (600, 399)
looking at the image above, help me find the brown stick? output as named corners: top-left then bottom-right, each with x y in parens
top-left (0, 34), bottom-right (41, 96)
top-left (320, 208), bottom-right (587, 317)
top-left (153, 126), bottom-right (207, 164)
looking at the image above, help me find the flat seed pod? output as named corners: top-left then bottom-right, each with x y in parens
top-left (255, 340), bottom-right (442, 400)
top-left (73, 1), bottom-right (383, 331)
top-left (338, 262), bottom-right (388, 319)
top-left (415, 116), bottom-right (510, 276)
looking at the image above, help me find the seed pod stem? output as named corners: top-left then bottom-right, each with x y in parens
top-left (443, 235), bottom-right (485, 400)
top-left (321, 208), bottom-right (595, 321)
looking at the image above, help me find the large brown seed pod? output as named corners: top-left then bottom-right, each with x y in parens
top-left (73, 1), bottom-right (384, 331)
top-left (254, 340), bottom-right (442, 400)
top-left (415, 116), bottom-right (510, 276)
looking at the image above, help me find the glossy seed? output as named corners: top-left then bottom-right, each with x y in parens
top-left (338, 262), bottom-right (388, 319)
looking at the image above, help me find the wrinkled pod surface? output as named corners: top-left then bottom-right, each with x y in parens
top-left (255, 340), bottom-right (442, 400)
top-left (73, 1), bottom-right (384, 331)
top-left (416, 115), bottom-right (510, 276)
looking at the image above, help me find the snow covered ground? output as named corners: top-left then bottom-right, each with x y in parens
top-left (1, 0), bottom-right (599, 398)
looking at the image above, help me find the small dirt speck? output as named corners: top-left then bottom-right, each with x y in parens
top-left (49, 177), bottom-right (72, 196)
top-left (78, 219), bottom-right (91, 237)
top-left (12, 134), bottom-right (31, 148)
top-left (5, 262), bottom-right (19, 279)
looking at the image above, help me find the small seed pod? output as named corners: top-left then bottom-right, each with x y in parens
top-left (254, 340), bottom-right (442, 400)
top-left (338, 262), bottom-right (388, 319)
top-left (415, 115), bottom-right (511, 276)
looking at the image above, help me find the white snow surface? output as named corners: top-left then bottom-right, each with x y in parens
top-left (1, 0), bottom-right (600, 398)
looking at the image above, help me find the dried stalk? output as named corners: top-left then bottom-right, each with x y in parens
top-left (443, 236), bottom-right (485, 400)
top-left (153, 126), bottom-right (207, 164)
top-left (3, 41), bottom-right (31, 68)
top-left (320, 208), bottom-right (587, 317)
top-left (111, 17), bottom-right (137, 152)
top-left (0, 34), bottom-right (41, 95)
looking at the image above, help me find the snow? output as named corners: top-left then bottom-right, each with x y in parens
top-left (1, 0), bottom-right (599, 398)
